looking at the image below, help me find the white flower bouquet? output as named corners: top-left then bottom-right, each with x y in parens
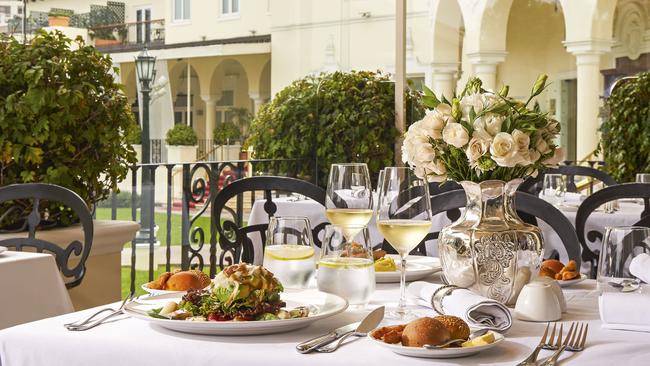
top-left (402, 75), bottom-right (563, 182)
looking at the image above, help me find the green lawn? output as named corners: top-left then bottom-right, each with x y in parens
top-left (96, 207), bottom-right (212, 247)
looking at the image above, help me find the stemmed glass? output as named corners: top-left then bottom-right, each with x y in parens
top-left (636, 174), bottom-right (650, 183)
top-left (376, 167), bottom-right (432, 318)
top-left (263, 216), bottom-right (316, 289)
top-left (541, 173), bottom-right (566, 205)
top-left (597, 226), bottom-right (650, 294)
top-left (325, 163), bottom-right (373, 239)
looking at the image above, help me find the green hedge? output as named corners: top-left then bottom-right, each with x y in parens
top-left (166, 124), bottom-right (197, 146)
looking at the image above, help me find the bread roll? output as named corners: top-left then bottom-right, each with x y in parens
top-left (165, 271), bottom-right (203, 291)
top-left (434, 315), bottom-right (470, 340)
top-left (401, 317), bottom-right (450, 347)
top-left (539, 266), bottom-right (556, 279)
top-left (541, 259), bottom-right (564, 274)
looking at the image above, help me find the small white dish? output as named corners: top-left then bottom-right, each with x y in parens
top-left (368, 331), bottom-right (504, 358)
top-left (557, 273), bottom-right (587, 288)
top-left (533, 276), bottom-right (567, 313)
top-left (0, 246), bottom-right (7, 255)
top-left (375, 255), bottom-right (442, 283)
top-left (514, 282), bottom-right (562, 322)
top-left (558, 203), bottom-right (579, 212)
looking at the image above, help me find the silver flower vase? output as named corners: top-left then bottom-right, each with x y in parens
top-left (438, 179), bottom-right (543, 305)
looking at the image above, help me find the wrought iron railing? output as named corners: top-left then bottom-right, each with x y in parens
top-left (98, 158), bottom-right (315, 294)
top-left (90, 18), bottom-right (164, 52)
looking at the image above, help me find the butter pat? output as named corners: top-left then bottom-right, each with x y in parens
top-left (461, 332), bottom-right (495, 347)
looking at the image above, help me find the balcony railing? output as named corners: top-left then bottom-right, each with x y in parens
top-left (90, 18), bottom-right (164, 52)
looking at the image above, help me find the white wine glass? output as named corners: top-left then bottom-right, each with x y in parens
top-left (325, 163), bottom-right (373, 239)
top-left (263, 216), bottom-right (316, 289)
top-left (317, 224), bottom-right (375, 308)
top-left (376, 167), bottom-right (432, 318)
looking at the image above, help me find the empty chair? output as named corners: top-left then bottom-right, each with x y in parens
top-left (0, 183), bottom-right (94, 288)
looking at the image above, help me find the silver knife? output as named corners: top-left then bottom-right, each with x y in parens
top-left (315, 306), bottom-right (385, 353)
top-left (295, 306), bottom-right (385, 354)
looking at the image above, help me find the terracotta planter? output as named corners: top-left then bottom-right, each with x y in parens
top-left (95, 39), bottom-right (122, 47)
top-left (48, 15), bottom-right (70, 27)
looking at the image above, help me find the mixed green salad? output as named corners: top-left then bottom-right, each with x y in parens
top-left (148, 264), bottom-right (309, 321)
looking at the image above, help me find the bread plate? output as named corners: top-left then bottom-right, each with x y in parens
top-left (369, 331), bottom-right (504, 358)
top-left (124, 289), bottom-right (348, 335)
top-left (375, 255), bottom-right (442, 283)
top-left (141, 284), bottom-right (190, 296)
top-left (557, 273), bottom-right (587, 288)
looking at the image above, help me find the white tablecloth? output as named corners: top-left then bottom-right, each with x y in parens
top-left (249, 198), bottom-right (644, 264)
top-left (1, 278), bottom-right (649, 365)
top-left (0, 251), bottom-right (74, 330)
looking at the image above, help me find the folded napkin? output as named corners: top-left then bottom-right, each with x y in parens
top-left (630, 253), bottom-right (650, 284)
top-left (563, 191), bottom-right (585, 203)
top-left (599, 290), bottom-right (650, 332)
top-left (407, 282), bottom-right (512, 333)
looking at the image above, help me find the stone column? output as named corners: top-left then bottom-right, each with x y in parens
top-left (201, 95), bottom-right (218, 141)
top-left (430, 63), bottom-right (458, 101)
top-left (249, 93), bottom-right (268, 115)
top-left (565, 41), bottom-right (611, 159)
top-left (466, 52), bottom-right (507, 91)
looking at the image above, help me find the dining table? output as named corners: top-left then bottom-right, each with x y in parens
top-left (0, 250), bottom-right (74, 330)
top-left (1, 274), bottom-right (649, 366)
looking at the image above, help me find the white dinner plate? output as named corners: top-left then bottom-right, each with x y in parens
top-left (369, 331), bottom-right (504, 358)
top-left (375, 255), bottom-right (442, 283)
top-left (124, 289), bottom-right (348, 335)
top-left (557, 273), bottom-right (587, 288)
top-left (140, 284), bottom-right (188, 296)
top-left (0, 246), bottom-right (7, 255)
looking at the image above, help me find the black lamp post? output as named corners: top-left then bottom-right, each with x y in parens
top-left (135, 47), bottom-right (157, 246)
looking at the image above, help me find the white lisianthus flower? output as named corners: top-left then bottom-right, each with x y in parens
top-left (520, 149), bottom-right (541, 166)
top-left (490, 132), bottom-right (522, 167)
top-left (535, 137), bottom-right (552, 155)
top-left (442, 122), bottom-right (470, 148)
top-left (465, 137), bottom-right (489, 163)
top-left (460, 93), bottom-right (486, 120)
top-left (424, 159), bottom-right (447, 176)
top-left (512, 129), bottom-right (530, 152)
top-left (483, 114), bottom-right (505, 136)
top-left (543, 147), bottom-right (564, 167)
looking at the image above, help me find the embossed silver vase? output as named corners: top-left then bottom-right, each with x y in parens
top-left (438, 179), bottom-right (543, 305)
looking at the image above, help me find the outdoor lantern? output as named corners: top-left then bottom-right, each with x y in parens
top-left (135, 47), bottom-right (156, 86)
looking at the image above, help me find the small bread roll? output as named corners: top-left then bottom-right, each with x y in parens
top-left (401, 317), bottom-right (450, 347)
top-left (434, 315), bottom-right (470, 340)
top-left (541, 259), bottom-right (564, 274)
top-left (562, 260), bottom-right (577, 272)
top-left (561, 271), bottom-right (579, 281)
top-left (165, 271), bottom-right (203, 291)
top-left (539, 266), bottom-right (556, 279)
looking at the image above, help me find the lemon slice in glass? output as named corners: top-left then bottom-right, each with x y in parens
top-left (265, 245), bottom-right (315, 261)
top-left (318, 257), bottom-right (374, 269)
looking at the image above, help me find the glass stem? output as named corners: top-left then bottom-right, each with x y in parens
top-left (398, 255), bottom-right (407, 313)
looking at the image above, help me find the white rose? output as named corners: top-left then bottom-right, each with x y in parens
top-left (424, 159), bottom-right (447, 176)
top-left (483, 114), bottom-right (505, 136)
top-left (490, 132), bottom-right (522, 167)
top-left (442, 122), bottom-right (470, 148)
top-left (543, 147), bottom-right (564, 167)
top-left (520, 148), bottom-right (541, 166)
top-left (415, 143), bottom-right (435, 164)
top-left (512, 129), bottom-right (530, 152)
top-left (460, 93), bottom-right (486, 120)
top-left (536, 137), bottom-right (552, 155)
top-left (465, 137), bottom-right (489, 163)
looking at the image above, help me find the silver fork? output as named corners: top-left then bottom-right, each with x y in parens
top-left (515, 322), bottom-right (551, 366)
top-left (64, 292), bottom-right (134, 328)
top-left (65, 293), bottom-right (138, 331)
top-left (540, 322), bottom-right (587, 366)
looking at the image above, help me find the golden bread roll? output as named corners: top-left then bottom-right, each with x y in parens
top-left (562, 260), bottom-right (577, 272)
top-left (539, 266), bottom-right (556, 279)
top-left (541, 259), bottom-right (564, 274)
top-left (434, 315), bottom-right (470, 340)
top-left (191, 270), bottom-right (212, 288)
top-left (561, 271), bottom-right (579, 281)
top-left (165, 271), bottom-right (203, 291)
top-left (401, 317), bottom-right (450, 347)
top-left (146, 271), bottom-right (173, 290)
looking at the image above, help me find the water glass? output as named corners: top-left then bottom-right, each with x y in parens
top-left (636, 173), bottom-right (650, 183)
top-left (317, 224), bottom-right (375, 308)
top-left (597, 226), bottom-right (650, 293)
top-left (263, 216), bottom-right (316, 289)
top-left (541, 173), bottom-right (566, 205)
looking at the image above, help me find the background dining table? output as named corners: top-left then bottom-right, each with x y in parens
top-left (1, 276), bottom-right (649, 365)
top-left (248, 197), bottom-right (644, 264)
top-left (0, 250), bottom-right (74, 330)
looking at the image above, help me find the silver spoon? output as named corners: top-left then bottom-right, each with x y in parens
top-left (423, 328), bottom-right (489, 349)
top-left (608, 279), bottom-right (640, 292)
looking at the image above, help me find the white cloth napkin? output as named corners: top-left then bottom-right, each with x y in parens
top-left (407, 282), bottom-right (512, 333)
top-left (563, 191), bottom-right (585, 203)
top-left (599, 290), bottom-right (650, 332)
top-left (630, 253), bottom-right (650, 284)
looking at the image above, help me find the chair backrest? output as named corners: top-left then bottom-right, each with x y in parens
top-left (424, 189), bottom-right (581, 265)
top-left (520, 165), bottom-right (617, 195)
top-left (575, 183), bottom-right (650, 278)
top-left (0, 183), bottom-right (94, 288)
top-left (211, 176), bottom-right (326, 271)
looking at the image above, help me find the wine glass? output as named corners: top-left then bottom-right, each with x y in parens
top-left (597, 226), bottom-right (650, 294)
top-left (376, 167), bottom-right (432, 318)
top-left (263, 216), bottom-right (316, 289)
top-left (636, 173), bottom-right (650, 183)
top-left (540, 173), bottom-right (566, 205)
top-left (317, 224), bottom-right (375, 308)
top-left (325, 163), bottom-right (373, 239)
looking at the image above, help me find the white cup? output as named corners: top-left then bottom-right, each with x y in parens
top-left (514, 282), bottom-right (562, 322)
top-left (533, 276), bottom-right (567, 313)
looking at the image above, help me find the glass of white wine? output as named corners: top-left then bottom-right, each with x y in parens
top-left (376, 167), bottom-right (432, 318)
top-left (317, 224), bottom-right (376, 308)
top-left (263, 216), bottom-right (316, 289)
top-left (325, 163), bottom-right (373, 239)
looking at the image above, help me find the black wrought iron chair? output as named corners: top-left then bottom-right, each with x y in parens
top-left (520, 165), bottom-right (617, 196)
top-left (575, 183), bottom-right (650, 278)
top-left (0, 183), bottom-right (94, 289)
top-left (211, 176), bottom-right (326, 272)
top-left (381, 189), bottom-right (581, 263)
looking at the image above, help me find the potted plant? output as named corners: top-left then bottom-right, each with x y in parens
top-left (48, 10), bottom-right (71, 27)
top-left (126, 123), bottom-right (142, 162)
top-left (213, 121), bottom-right (241, 161)
top-left (599, 72), bottom-right (650, 182)
top-left (166, 124), bottom-right (198, 163)
top-left (247, 71), bottom-right (424, 185)
top-left (402, 75), bottom-right (563, 305)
